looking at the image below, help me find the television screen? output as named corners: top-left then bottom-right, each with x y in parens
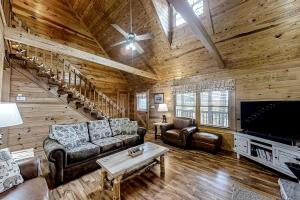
top-left (241, 101), bottom-right (300, 141)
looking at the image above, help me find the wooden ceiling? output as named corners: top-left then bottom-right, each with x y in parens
top-left (11, 0), bottom-right (300, 86)
top-left (10, 0), bottom-right (129, 99)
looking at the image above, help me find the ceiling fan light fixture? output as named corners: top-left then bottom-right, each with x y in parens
top-left (126, 43), bottom-right (136, 51)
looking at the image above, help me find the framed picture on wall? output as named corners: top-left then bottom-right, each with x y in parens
top-left (154, 93), bottom-right (164, 104)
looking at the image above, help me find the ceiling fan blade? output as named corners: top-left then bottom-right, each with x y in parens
top-left (133, 42), bottom-right (144, 54)
top-left (111, 40), bottom-right (128, 47)
top-left (136, 33), bottom-right (154, 41)
top-left (111, 24), bottom-right (128, 38)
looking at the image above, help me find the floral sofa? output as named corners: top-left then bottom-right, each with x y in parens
top-left (43, 118), bottom-right (146, 186)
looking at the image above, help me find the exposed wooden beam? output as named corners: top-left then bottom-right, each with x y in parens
top-left (4, 27), bottom-right (158, 80)
top-left (168, 0), bottom-right (225, 68)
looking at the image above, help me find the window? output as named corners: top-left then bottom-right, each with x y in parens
top-left (136, 92), bottom-right (147, 112)
top-left (175, 93), bottom-right (196, 119)
top-left (200, 91), bottom-right (229, 128)
top-left (175, 0), bottom-right (204, 27)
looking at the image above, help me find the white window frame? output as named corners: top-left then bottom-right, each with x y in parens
top-left (136, 92), bottom-right (147, 112)
top-left (175, 93), bottom-right (197, 119)
top-left (199, 91), bottom-right (230, 128)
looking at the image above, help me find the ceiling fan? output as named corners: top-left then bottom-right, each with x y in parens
top-left (110, 0), bottom-right (154, 54)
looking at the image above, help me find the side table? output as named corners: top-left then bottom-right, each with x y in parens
top-left (153, 122), bottom-right (171, 140)
top-left (12, 148), bottom-right (34, 162)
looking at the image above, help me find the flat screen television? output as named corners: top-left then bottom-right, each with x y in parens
top-left (240, 101), bottom-right (300, 145)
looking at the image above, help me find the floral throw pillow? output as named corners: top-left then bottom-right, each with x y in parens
top-left (110, 118), bottom-right (130, 136)
top-left (126, 121), bottom-right (138, 135)
top-left (0, 148), bottom-right (24, 193)
top-left (50, 123), bottom-right (89, 145)
top-left (49, 125), bottom-right (82, 150)
top-left (88, 120), bottom-right (112, 141)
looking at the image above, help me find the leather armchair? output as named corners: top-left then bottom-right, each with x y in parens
top-left (161, 117), bottom-right (198, 148)
top-left (0, 158), bottom-right (49, 200)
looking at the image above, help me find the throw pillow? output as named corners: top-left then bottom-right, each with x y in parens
top-left (50, 125), bottom-right (82, 149)
top-left (0, 148), bottom-right (24, 193)
top-left (70, 122), bottom-right (89, 143)
top-left (50, 123), bottom-right (89, 144)
top-left (126, 121), bottom-right (138, 135)
top-left (88, 120), bottom-right (112, 141)
top-left (110, 118), bottom-right (130, 136)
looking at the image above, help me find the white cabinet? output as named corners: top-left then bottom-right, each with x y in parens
top-left (234, 136), bottom-right (249, 155)
top-left (274, 148), bottom-right (300, 176)
top-left (234, 132), bottom-right (300, 179)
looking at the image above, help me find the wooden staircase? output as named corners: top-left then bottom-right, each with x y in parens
top-left (10, 44), bottom-right (126, 120)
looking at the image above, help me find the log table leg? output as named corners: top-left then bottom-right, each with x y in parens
top-left (160, 154), bottom-right (165, 176)
top-left (112, 176), bottom-right (122, 200)
top-left (100, 169), bottom-right (106, 191)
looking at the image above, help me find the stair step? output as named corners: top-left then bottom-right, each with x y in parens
top-left (75, 101), bottom-right (84, 109)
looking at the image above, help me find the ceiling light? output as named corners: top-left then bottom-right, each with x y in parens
top-left (126, 43), bottom-right (136, 51)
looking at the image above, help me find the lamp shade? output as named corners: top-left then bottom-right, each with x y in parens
top-left (0, 103), bottom-right (23, 128)
top-left (157, 104), bottom-right (168, 112)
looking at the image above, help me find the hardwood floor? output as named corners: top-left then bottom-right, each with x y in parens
top-left (40, 134), bottom-right (290, 200)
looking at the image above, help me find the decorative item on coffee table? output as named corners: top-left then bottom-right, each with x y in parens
top-left (128, 146), bottom-right (144, 157)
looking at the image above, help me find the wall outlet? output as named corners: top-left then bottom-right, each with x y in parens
top-left (16, 94), bottom-right (26, 101)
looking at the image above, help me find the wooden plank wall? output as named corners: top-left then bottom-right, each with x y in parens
top-left (6, 69), bottom-right (89, 153)
top-left (140, 60), bottom-right (300, 151)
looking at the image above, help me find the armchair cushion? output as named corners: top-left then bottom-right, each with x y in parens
top-left (66, 143), bottom-right (100, 164)
top-left (174, 117), bottom-right (195, 130)
top-left (114, 134), bottom-right (140, 146)
top-left (165, 129), bottom-right (182, 139)
top-left (0, 148), bottom-right (24, 193)
top-left (92, 137), bottom-right (123, 153)
top-left (0, 177), bottom-right (48, 200)
top-left (110, 118), bottom-right (130, 136)
top-left (88, 120), bottom-right (112, 141)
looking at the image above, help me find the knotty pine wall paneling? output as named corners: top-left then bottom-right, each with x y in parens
top-left (7, 69), bottom-right (89, 153)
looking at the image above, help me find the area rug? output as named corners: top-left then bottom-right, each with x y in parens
top-left (232, 185), bottom-right (271, 200)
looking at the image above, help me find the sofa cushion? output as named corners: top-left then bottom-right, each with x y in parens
top-left (92, 137), bottom-right (123, 153)
top-left (88, 120), bottom-right (112, 141)
top-left (50, 123), bottom-right (89, 145)
top-left (0, 148), bottom-right (24, 193)
top-left (66, 143), bottom-right (100, 164)
top-left (110, 118), bottom-right (130, 136)
top-left (126, 121), bottom-right (138, 135)
top-left (165, 129), bottom-right (182, 140)
top-left (114, 134), bottom-right (140, 146)
top-left (174, 118), bottom-right (194, 130)
top-left (49, 126), bottom-right (81, 149)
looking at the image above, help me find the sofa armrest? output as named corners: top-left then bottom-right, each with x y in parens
top-left (43, 137), bottom-right (66, 167)
top-left (137, 127), bottom-right (147, 144)
top-left (160, 124), bottom-right (174, 135)
top-left (181, 126), bottom-right (198, 145)
top-left (18, 157), bottom-right (41, 181)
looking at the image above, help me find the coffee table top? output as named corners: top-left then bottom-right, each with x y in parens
top-left (97, 142), bottom-right (168, 178)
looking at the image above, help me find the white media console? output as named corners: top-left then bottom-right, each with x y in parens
top-left (234, 132), bottom-right (300, 178)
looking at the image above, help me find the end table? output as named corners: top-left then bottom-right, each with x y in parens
top-left (153, 122), bottom-right (171, 140)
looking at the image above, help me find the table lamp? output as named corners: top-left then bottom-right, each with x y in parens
top-left (0, 103), bottom-right (23, 144)
top-left (157, 104), bottom-right (168, 123)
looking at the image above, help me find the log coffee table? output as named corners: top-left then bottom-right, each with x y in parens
top-left (97, 142), bottom-right (169, 200)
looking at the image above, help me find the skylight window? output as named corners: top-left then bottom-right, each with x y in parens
top-left (175, 0), bottom-right (204, 27)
